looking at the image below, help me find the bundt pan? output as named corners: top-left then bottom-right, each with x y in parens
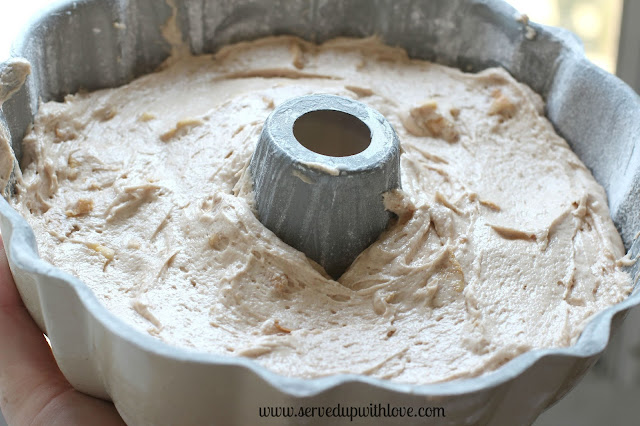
top-left (1, 0), bottom-right (639, 424)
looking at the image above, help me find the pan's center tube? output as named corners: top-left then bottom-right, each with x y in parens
top-left (293, 110), bottom-right (372, 157)
top-left (249, 94), bottom-right (401, 279)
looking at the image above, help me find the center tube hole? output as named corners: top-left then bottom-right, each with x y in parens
top-left (293, 110), bottom-right (371, 157)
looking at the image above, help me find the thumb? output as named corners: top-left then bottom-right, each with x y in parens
top-left (0, 235), bottom-right (72, 424)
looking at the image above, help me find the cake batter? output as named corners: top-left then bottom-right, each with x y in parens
top-left (6, 36), bottom-right (632, 384)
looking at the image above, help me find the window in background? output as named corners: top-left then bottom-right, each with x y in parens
top-left (507, 0), bottom-right (623, 73)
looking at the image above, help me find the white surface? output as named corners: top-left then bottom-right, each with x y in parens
top-left (0, 0), bottom-right (60, 60)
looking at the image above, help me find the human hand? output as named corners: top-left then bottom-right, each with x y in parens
top-left (0, 236), bottom-right (125, 426)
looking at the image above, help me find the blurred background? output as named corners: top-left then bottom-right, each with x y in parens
top-left (510, 0), bottom-right (622, 73)
top-left (0, 1), bottom-right (639, 425)
top-left (508, 0), bottom-right (640, 94)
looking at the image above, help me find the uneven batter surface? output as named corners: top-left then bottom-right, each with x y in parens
top-left (8, 37), bottom-right (632, 384)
